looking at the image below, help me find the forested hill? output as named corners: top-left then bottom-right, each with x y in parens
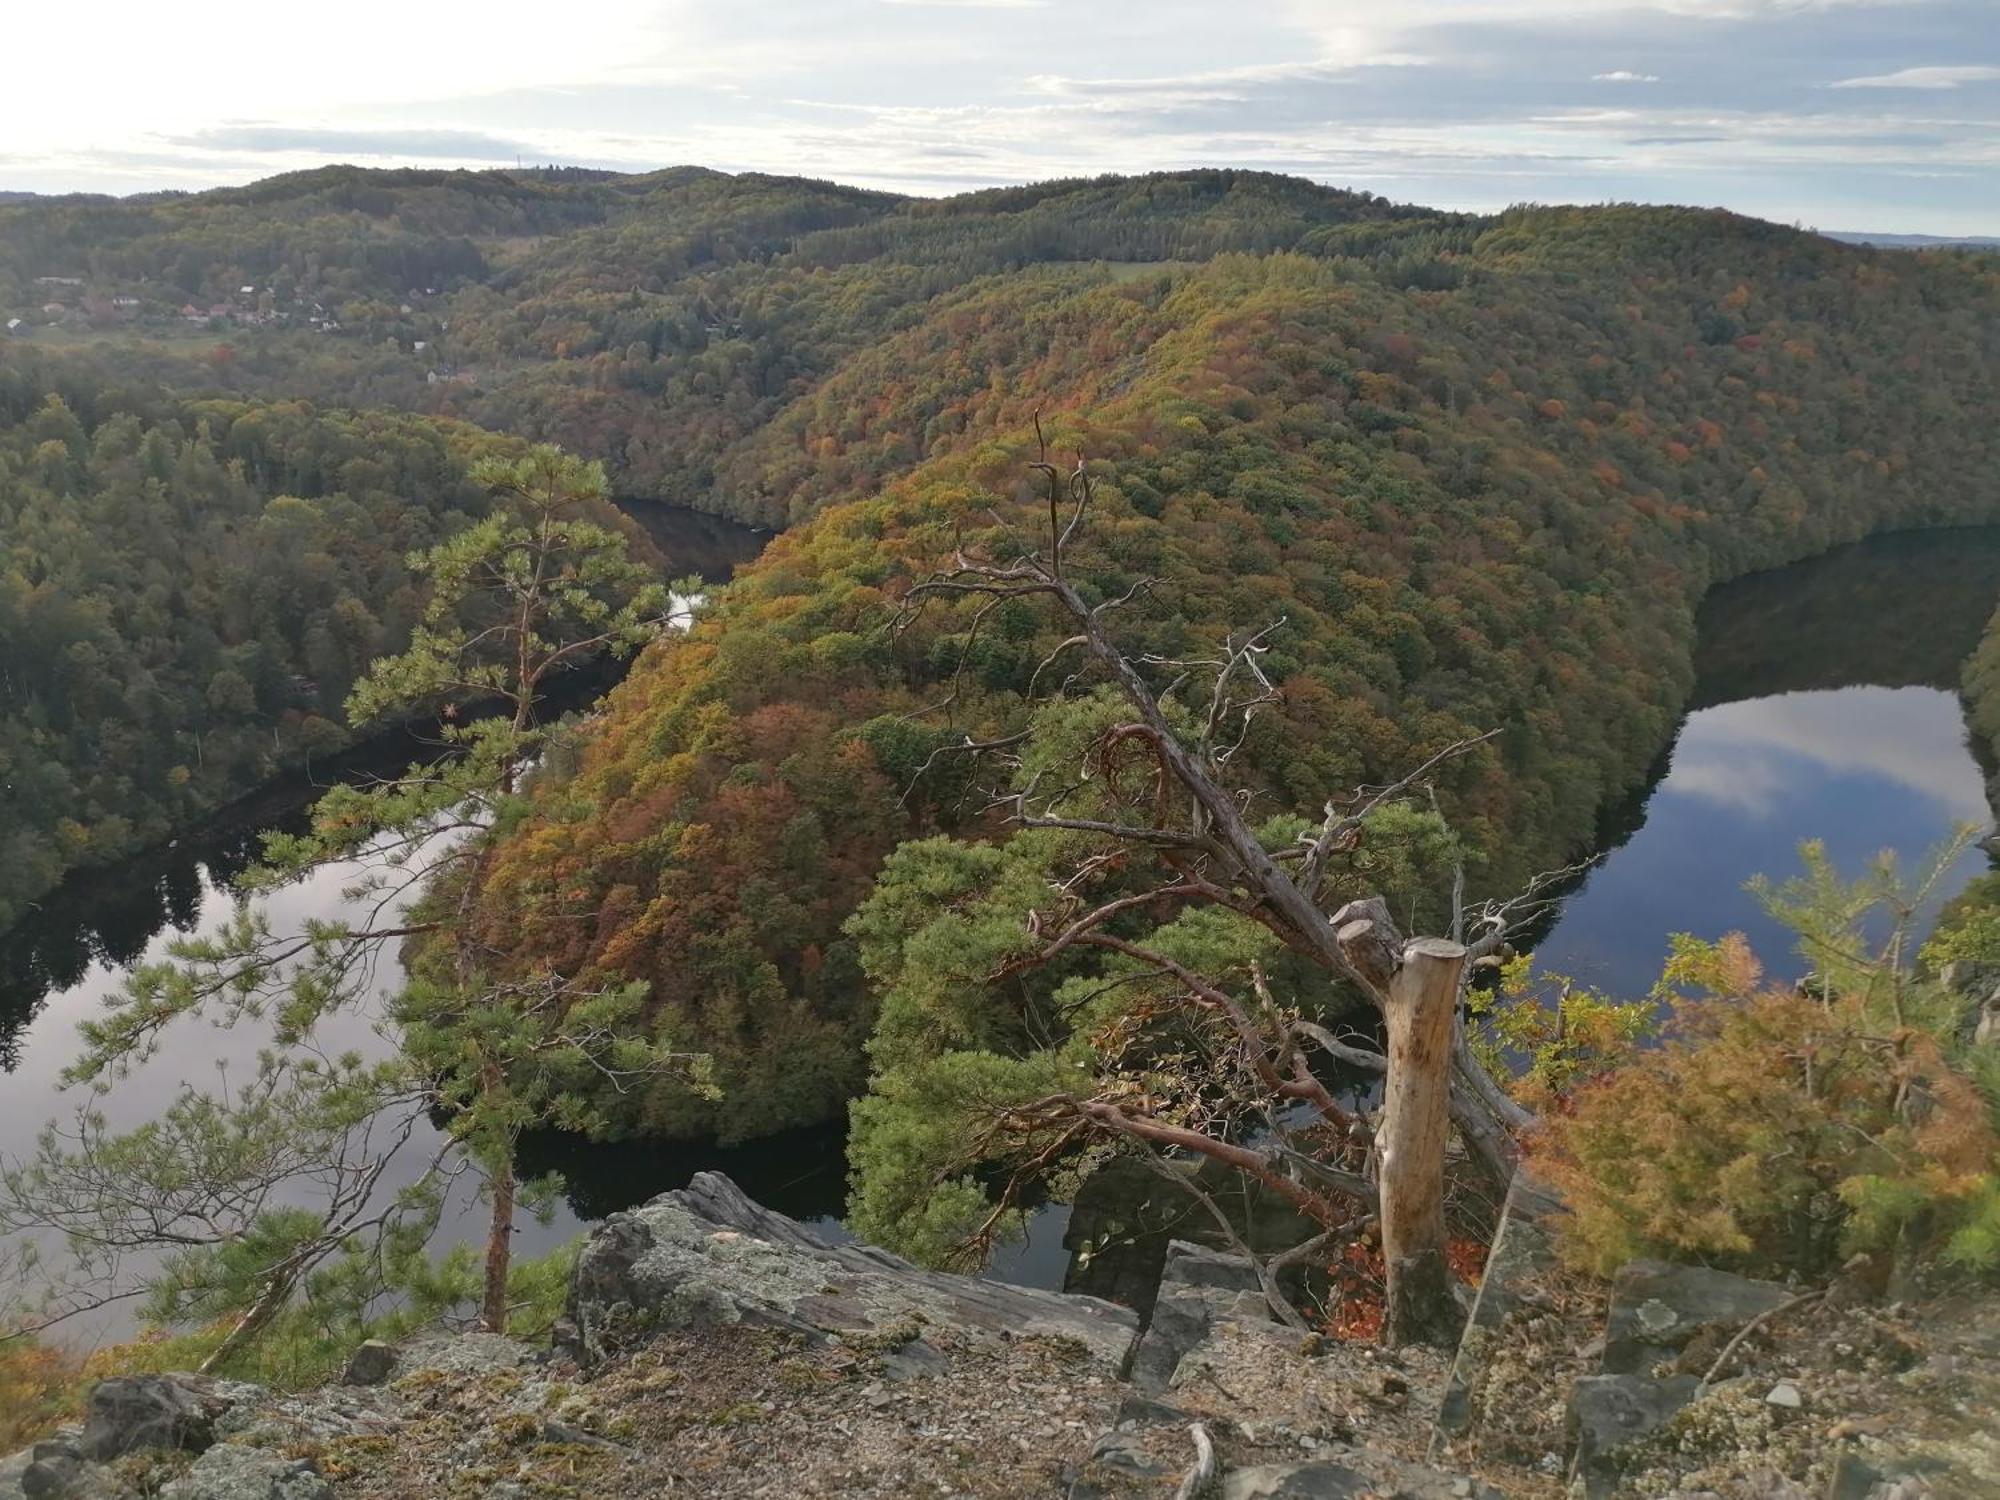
top-left (0, 168), bottom-right (1438, 513)
top-left (452, 194), bottom-right (1997, 1143)
top-left (5, 166), bottom-right (1998, 1140)
top-left (0, 354), bottom-right (522, 930)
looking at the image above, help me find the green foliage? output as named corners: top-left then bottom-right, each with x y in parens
top-left (1467, 955), bottom-right (1657, 1110)
top-left (1922, 872), bottom-right (2000, 972)
top-left (1532, 843), bottom-right (2000, 1281)
top-left (347, 446), bottom-right (668, 734)
top-left (0, 357), bottom-right (512, 927)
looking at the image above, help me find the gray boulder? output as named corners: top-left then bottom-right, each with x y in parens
top-left (559, 1171), bottom-right (1137, 1373)
top-left (1603, 1260), bottom-right (1790, 1375)
top-left (18, 1442), bottom-right (133, 1500)
top-left (79, 1377), bottom-right (257, 1462)
top-left (1569, 1373), bottom-right (1701, 1498)
top-left (158, 1445), bottom-right (330, 1500)
top-left (1130, 1240), bottom-right (1275, 1392)
top-left (339, 1341), bottom-right (396, 1387)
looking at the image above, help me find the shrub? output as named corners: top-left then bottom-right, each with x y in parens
top-left (1530, 932), bottom-right (2000, 1279)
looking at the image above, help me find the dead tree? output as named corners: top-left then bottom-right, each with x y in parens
top-left (1380, 937), bottom-right (1469, 1346)
top-left (899, 433), bottom-right (1536, 1346)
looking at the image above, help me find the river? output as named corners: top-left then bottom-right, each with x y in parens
top-left (5, 523), bottom-right (1998, 1341)
top-left (1532, 527), bottom-right (2000, 995)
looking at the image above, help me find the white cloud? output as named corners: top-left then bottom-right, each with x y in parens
top-left (1594, 70), bottom-right (1663, 82)
top-left (1668, 686), bottom-right (1991, 824)
top-left (1831, 65), bottom-right (2000, 90)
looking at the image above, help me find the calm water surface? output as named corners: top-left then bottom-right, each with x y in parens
top-left (1533, 528), bottom-right (2000, 994)
top-left (6, 522), bottom-right (1999, 1339)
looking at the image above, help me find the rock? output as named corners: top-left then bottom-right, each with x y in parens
top-left (539, 1421), bottom-right (622, 1451)
top-left (339, 1341), bottom-right (396, 1387)
top-left (1568, 1372), bottom-right (1701, 1499)
top-left (19, 1447), bottom-right (133, 1500)
top-left (1433, 1170), bottom-right (1565, 1441)
top-left (0, 1446), bottom-right (33, 1500)
top-left (158, 1446), bottom-right (330, 1500)
top-left (1602, 1260), bottom-right (1790, 1375)
top-left (393, 1333), bottom-right (535, 1380)
top-left (559, 1171), bottom-right (1137, 1374)
top-left (1081, 1428), bottom-right (1178, 1482)
top-left (876, 1337), bottom-right (949, 1382)
top-left (1222, 1459), bottom-right (1499, 1499)
top-left (1825, 1453), bottom-right (1947, 1500)
top-left (1129, 1240), bottom-right (1274, 1392)
top-left (1765, 1380), bottom-right (1804, 1408)
top-left (1937, 961), bottom-right (2000, 1046)
top-left (1223, 1462), bottom-right (1377, 1498)
top-left (78, 1376), bottom-right (258, 1462)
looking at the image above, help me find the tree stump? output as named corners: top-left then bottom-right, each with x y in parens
top-left (1381, 935), bottom-right (1468, 1347)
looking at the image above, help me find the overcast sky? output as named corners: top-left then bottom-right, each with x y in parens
top-left (6, 0), bottom-right (1996, 233)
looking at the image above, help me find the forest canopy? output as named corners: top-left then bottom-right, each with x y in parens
top-left (0, 352), bottom-right (527, 928)
top-left (3, 166), bottom-right (1997, 1143)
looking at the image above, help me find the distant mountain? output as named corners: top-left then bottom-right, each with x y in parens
top-left (1827, 230), bottom-right (2000, 250)
top-left (0, 191), bottom-right (38, 204)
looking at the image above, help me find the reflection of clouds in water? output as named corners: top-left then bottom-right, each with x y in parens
top-left (1662, 686), bottom-right (1989, 825)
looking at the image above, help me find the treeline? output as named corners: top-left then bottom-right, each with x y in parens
top-left (3, 168), bottom-right (1438, 520)
top-left (0, 353), bottom-right (509, 927)
top-left (445, 171), bottom-right (1439, 512)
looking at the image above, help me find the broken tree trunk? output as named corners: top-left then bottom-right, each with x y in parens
top-left (1380, 935), bottom-right (1468, 1348)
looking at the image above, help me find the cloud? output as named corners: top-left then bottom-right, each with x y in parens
top-left (1594, 70), bottom-right (1662, 82)
top-left (878, 0), bottom-right (1045, 6)
top-left (1669, 686), bottom-right (1991, 823)
top-left (170, 125), bottom-right (544, 161)
top-left (1831, 65), bottom-right (2000, 89)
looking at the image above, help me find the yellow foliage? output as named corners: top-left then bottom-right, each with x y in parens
top-left (1530, 937), bottom-right (2000, 1279)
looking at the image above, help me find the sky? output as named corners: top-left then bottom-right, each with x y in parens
top-left (5, 0), bottom-right (1997, 234)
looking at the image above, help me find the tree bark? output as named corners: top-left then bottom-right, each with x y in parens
top-left (482, 1149), bottom-right (515, 1334)
top-left (198, 1268), bottom-right (294, 1374)
top-left (1380, 936), bottom-right (1467, 1348)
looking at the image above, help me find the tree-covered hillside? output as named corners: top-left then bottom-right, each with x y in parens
top-left (455, 208), bottom-right (1999, 1140)
top-left (0, 354), bottom-right (518, 928)
top-left (2, 169), bottom-right (1428, 514)
top-left (5, 167), bottom-right (1997, 1140)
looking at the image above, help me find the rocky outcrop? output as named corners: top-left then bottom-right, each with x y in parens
top-left (557, 1170), bottom-right (1141, 1373)
top-left (61, 1173), bottom-right (1996, 1498)
top-left (78, 1376), bottom-right (260, 1462)
top-left (157, 1447), bottom-right (330, 1500)
top-left (1129, 1240), bottom-right (1276, 1392)
top-left (1941, 959), bottom-right (2000, 1046)
top-left (1599, 1258), bottom-right (1791, 1377)
top-left (2, 1377), bottom-right (266, 1500)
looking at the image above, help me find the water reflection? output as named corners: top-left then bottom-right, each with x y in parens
top-left (1533, 527), bottom-right (2000, 999)
top-left (9, 519), bottom-right (2000, 1339)
top-left (0, 501), bottom-right (765, 1066)
top-left (0, 502), bottom-right (767, 1341)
